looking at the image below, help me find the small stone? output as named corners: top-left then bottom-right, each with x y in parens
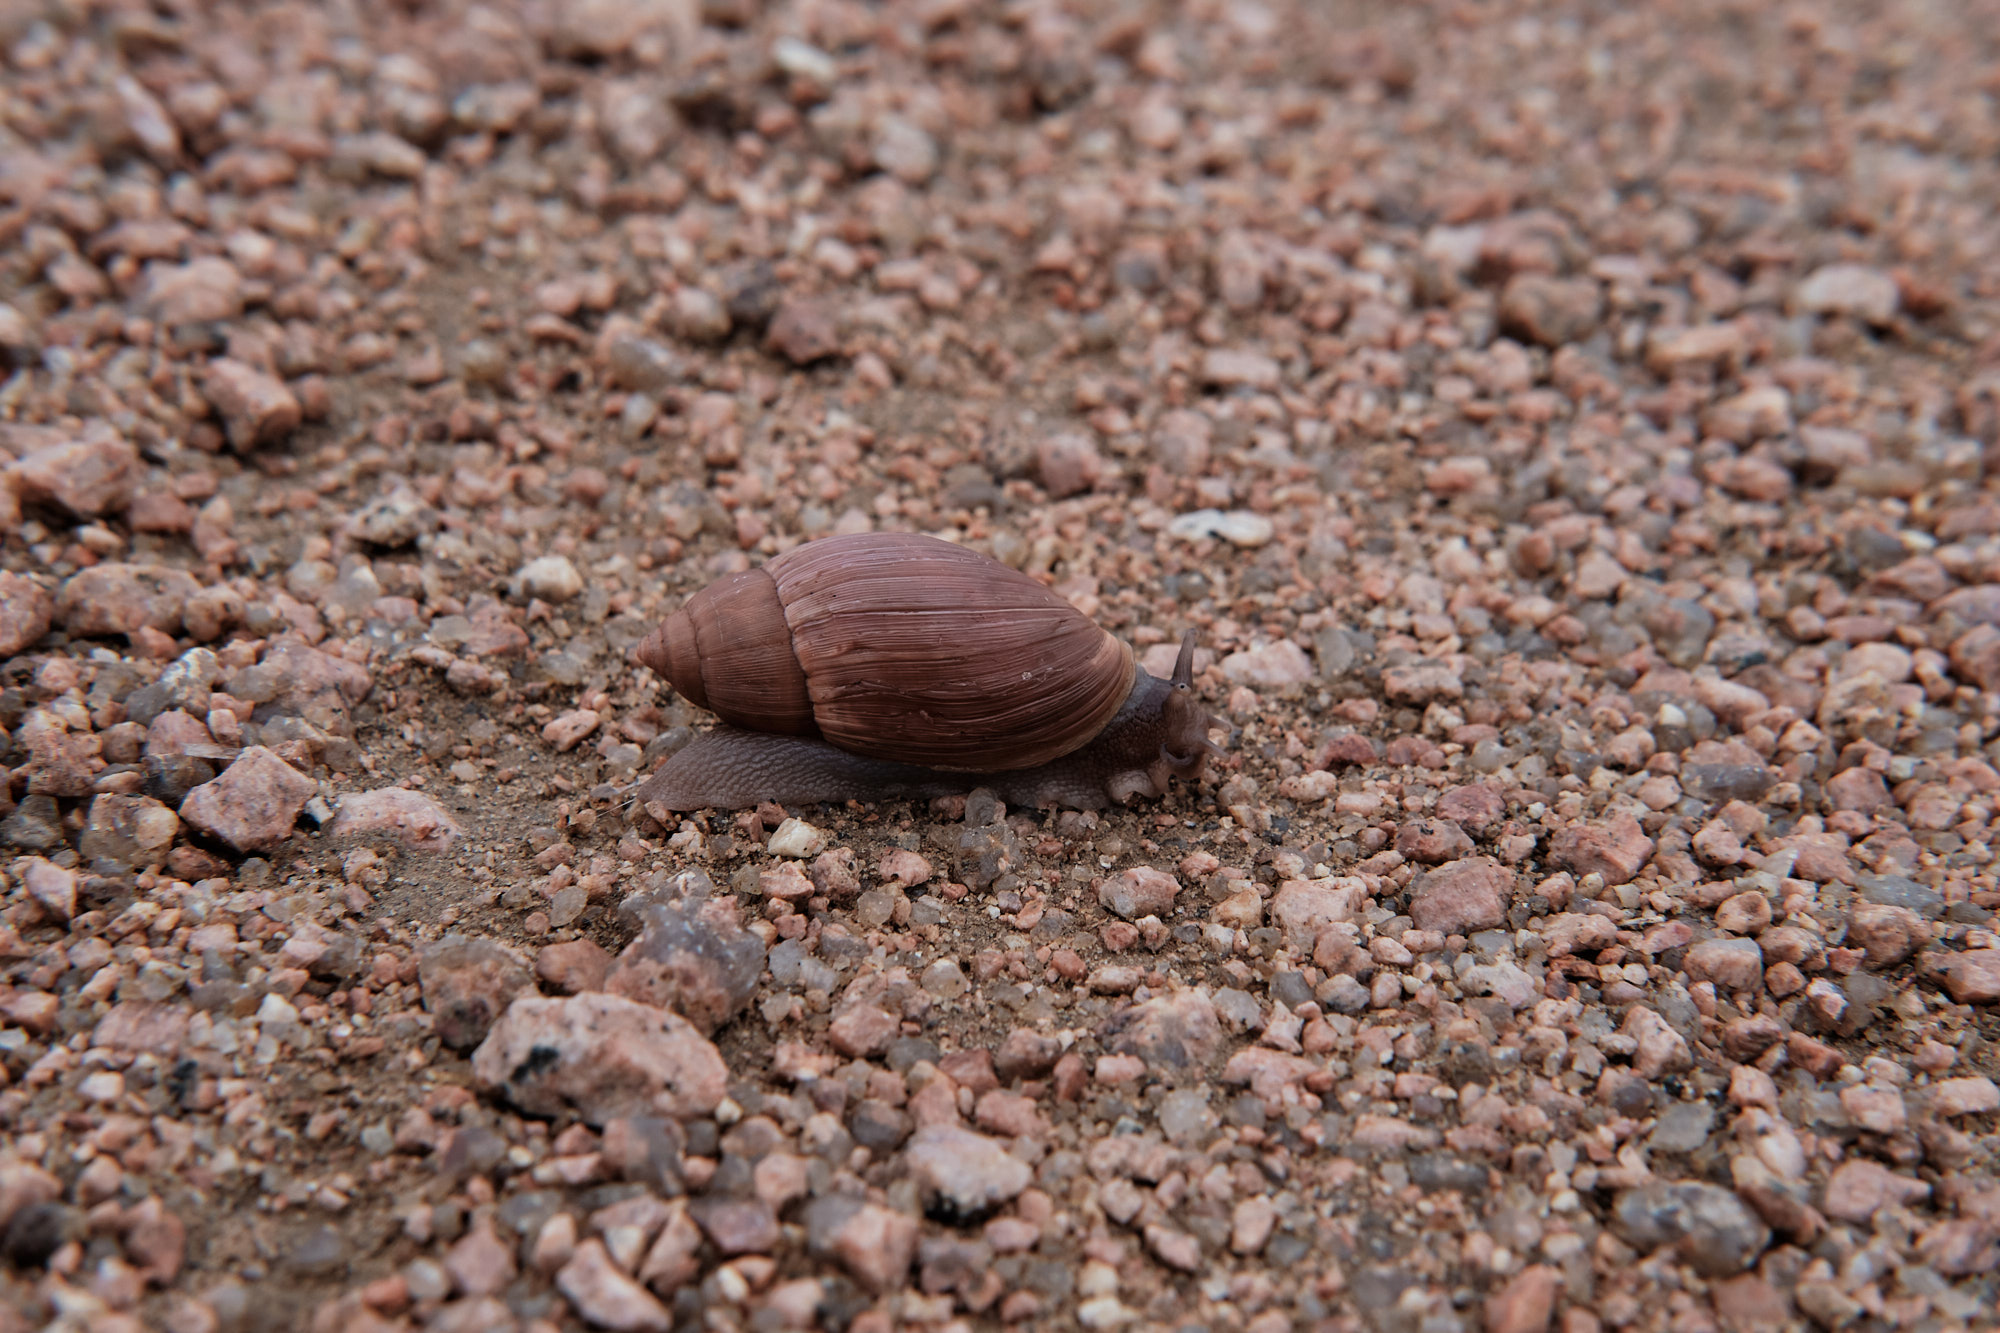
top-left (1796, 263), bottom-right (1899, 325)
top-left (994, 1029), bottom-right (1061, 1082)
top-left (1484, 1264), bottom-right (1561, 1333)
top-left (1220, 640), bottom-right (1315, 688)
top-left (1142, 1223), bottom-right (1201, 1273)
top-left (178, 747), bottom-right (316, 853)
top-left (1625, 1006), bottom-right (1692, 1080)
top-left (1838, 1083), bottom-right (1906, 1134)
top-left (872, 115), bottom-right (938, 182)
top-left (517, 555), bottom-right (584, 604)
top-left (1381, 661), bottom-right (1463, 704)
top-left (1825, 766), bottom-right (1890, 815)
top-left (537, 939), bottom-right (614, 995)
top-left (1035, 431), bottom-right (1103, 499)
top-left (444, 1222), bottom-right (516, 1298)
top-left (828, 1002), bottom-right (897, 1058)
top-left (1409, 857), bottom-right (1510, 934)
top-left (202, 359), bottom-right (301, 450)
top-left (1821, 1159), bottom-right (1928, 1222)
top-left (765, 298), bottom-right (840, 364)
top-left (689, 1197), bottom-right (778, 1256)
top-left (811, 1198), bottom-right (917, 1292)
top-left (1436, 784), bottom-right (1505, 834)
top-left (1104, 989), bottom-right (1224, 1068)
top-left (1845, 902), bottom-right (1926, 967)
top-left (472, 993), bottom-right (728, 1125)
top-left (905, 1126), bottom-right (1032, 1224)
top-left (1498, 273), bottom-right (1602, 346)
top-left (420, 935), bottom-right (534, 1049)
top-left (1200, 348), bottom-right (1280, 390)
top-left (1549, 813), bottom-right (1654, 885)
top-left (606, 892), bottom-right (766, 1034)
top-left (1270, 877), bottom-right (1366, 949)
top-left (1683, 937), bottom-right (1764, 992)
top-left (670, 287), bottom-right (730, 343)
top-left (331, 788), bottom-right (462, 851)
top-left (1612, 1181), bottom-right (1769, 1277)
top-left (1396, 819), bottom-right (1475, 864)
top-left (557, 1239), bottom-right (671, 1332)
top-left (142, 256), bottom-right (243, 324)
top-left (1930, 1076), bottom-right (2000, 1117)
top-left (21, 857), bottom-right (76, 922)
top-left (1166, 508), bottom-right (1275, 547)
top-left (1230, 1197), bottom-right (1277, 1256)
top-left (0, 571), bottom-right (54, 657)
top-left (766, 818), bottom-right (826, 859)
top-left (1936, 950), bottom-right (2000, 1003)
top-left (543, 709), bottom-right (601, 751)
top-left (1098, 866), bottom-right (1179, 919)
top-left (347, 487), bottom-right (440, 548)
top-left (58, 562), bottom-right (201, 639)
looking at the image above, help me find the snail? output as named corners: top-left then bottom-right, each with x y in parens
top-left (631, 532), bottom-right (1218, 811)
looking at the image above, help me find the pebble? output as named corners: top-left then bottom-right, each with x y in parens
top-left (517, 555), bottom-right (584, 604)
top-left (765, 818), bottom-right (826, 859)
top-left (765, 298), bottom-right (841, 365)
top-left (904, 1126), bottom-right (1032, 1223)
top-left (177, 746), bottom-right (317, 853)
top-left (1097, 866), bottom-right (1179, 919)
top-left (556, 1239), bottom-right (671, 1333)
top-left (1408, 857), bottom-right (1510, 934)
top-left (1795, 263), bottom-right (1900, 324)
top-left (1220, 640), bottom-right (1315, 688)
top-left (473, 993), bottom-right (728, 1124)
top-left (1612, 1181), bottom-right (1770, 1277)
top-left (607, 892), bottom-right (766, 1034)
top-left (331, 788), bottom-right (463, 851)
top-left (0, 570), bottom-right (53, 657)
top-left (419, 935), bottom-right (534, 1049)
top-left (1166, 508), bottom-right (1275, 547)
top-left (202, 359), bottom-right (301, 450)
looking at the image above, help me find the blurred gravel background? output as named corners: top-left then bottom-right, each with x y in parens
top-left (1, 1), bottom-right (1998, 1331)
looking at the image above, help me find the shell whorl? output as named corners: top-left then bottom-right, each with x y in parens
top-left (638, 533), bottom-right (1136, 773)
top-left (634, 568), bottom-right (817, 737)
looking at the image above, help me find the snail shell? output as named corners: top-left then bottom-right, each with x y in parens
top-left (638, 532), bottom-right (1135, 770)
top-left (632, 532), bottom-right (1214, 810)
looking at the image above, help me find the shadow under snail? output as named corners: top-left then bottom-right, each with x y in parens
top-left (630, 532), bottom-right (1221, 811)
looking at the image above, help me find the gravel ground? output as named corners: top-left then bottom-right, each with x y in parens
top-left (2, 0), bottom-right (2000, 1330)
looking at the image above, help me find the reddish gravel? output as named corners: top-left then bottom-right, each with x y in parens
top-left (2, 2), bottom-right (2000, 1333)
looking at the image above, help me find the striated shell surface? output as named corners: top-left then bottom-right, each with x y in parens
top-left (637, 532), bottom-right (1134, 772)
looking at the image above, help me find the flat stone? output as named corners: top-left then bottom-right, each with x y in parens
top-left (8, 426), bottom-right (140, 517)
top-left (1822, 1159), bottom-right (1929, 1223)
top-left (1220, 640), bottom-right (1315, 688)
top-left (471, 993), bottom-right (728, 1126)
top-left (331, 788), bottom-right (462, 850)
top-left (1409, 856), bottom-right (1510, 934)
top-left (57, 563), bottom-right (200, 639)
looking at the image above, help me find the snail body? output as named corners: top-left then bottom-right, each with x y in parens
top-left (632, 532), bottom-right (1215, 811)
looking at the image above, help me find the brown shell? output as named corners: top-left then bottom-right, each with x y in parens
top-left (636, 533), bottom-right (1135, 772)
